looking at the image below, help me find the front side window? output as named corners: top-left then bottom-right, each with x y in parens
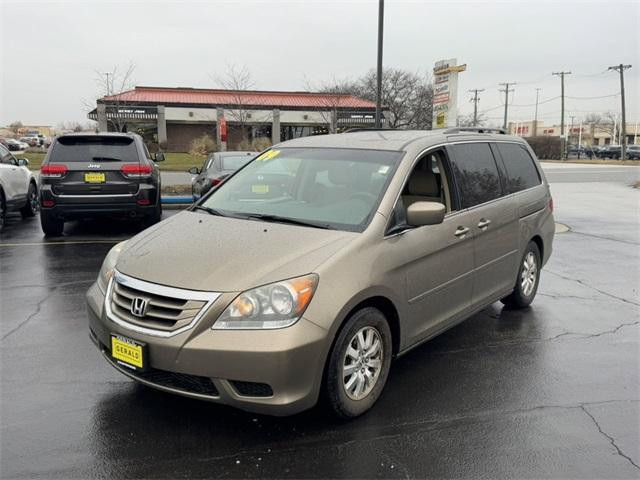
top-left (50, 136), bottom-right (138, 163)
top-left (200, 147), bottom-right (402, 232)
top-left (450, 143), bottom-right (502, 209)
top-left (222, 155), bottom-right (254, 171)
top-left (496, 143), bottom-right (541, 193)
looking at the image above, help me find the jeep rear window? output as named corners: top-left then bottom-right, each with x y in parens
top-left (49, 136), bottom-right (138, 162)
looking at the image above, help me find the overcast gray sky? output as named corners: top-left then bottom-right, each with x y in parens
top-left (1, 0), bottom-right (638, 128)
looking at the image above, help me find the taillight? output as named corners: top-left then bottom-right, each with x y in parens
top-left (211, 177), bottom-right (223, 186)
top-left (41, 164), bottom-right (68, 178)
top-left (549, 197), bottom-right (554, 213)
top-left (121, 164), bottom-right (152, 178)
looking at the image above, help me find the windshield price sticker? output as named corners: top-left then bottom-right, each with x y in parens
top-left (256, 150), bottom-right (280, 162)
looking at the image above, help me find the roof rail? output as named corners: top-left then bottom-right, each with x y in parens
top-left (443, 127), bottom-right (507, 135)
top-left (342, 128), bottom-right (396, 133)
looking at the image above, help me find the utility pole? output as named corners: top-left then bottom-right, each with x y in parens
top-left (569, 115), bottom-right (576, 146)
top-left (499, 82), bottom-right (515, 130)
top-left (103, 72), bottom-right (112, 96)
top-left (608, 64), bottom-right (632, 159)
top-left (469, 89), bottom-right (484, 126)
top-left (375, 0), bottom-right (384, 129)
top-left (552, 71), bottom-right (571, 159)
top-left (533, 88), bottom-right (542, 136)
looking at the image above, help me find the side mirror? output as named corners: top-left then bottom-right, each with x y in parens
top-left (154, 152), bottom-right (165, 162)
top-left (17, 158), bottom-right (29, 167)
top-left (188, 167), bottom-right (200, 175)
top-left (406, 201), bottom-right (446, 227)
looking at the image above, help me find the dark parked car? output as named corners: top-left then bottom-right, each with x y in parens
top-left (38, 132), bottom-right (164, 236)
top-left (598, 145), bottom-right (622, 159)
top-left (626, 145), bottom-right (640, 160)
top-left (191, 151), bottom-right (256, 198)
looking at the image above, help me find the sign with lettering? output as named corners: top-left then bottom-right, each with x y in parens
top-left (432, 59), bottom-right (466, 129)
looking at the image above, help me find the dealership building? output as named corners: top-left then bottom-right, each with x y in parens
top-left (88, 86), bottom-right (384, 151)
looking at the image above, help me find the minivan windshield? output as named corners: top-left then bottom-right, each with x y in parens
top-left (200, 147), bottom-right (402, 232)
top-left (49, 136), bottom-right (138, 162)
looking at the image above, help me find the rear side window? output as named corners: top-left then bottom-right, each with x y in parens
top-left (222, 155), bottom-right (253, 171)
top-left (496, 143), bottom-right (541, 193)
top-left (49, 136), bottom-right (138, 163)
top-left (450, 143), bottom-right (502, 208)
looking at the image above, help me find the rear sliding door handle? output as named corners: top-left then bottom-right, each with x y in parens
top-left (477, 218), bottom-right (491, 229)
top-left (454, 226), bottom-right (470, 237)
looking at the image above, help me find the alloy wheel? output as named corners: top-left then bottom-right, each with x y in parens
top-left (521, 252), bottom-right (537, 297)
top-left (342, 326), bottom-right (383, 400)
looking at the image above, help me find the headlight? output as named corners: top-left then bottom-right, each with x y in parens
top-left (213, 274), bottom-right (319, 330)
top-left (96, 241), bottom-right (127, 293)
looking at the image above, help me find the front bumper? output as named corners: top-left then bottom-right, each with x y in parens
top-left (86, 281), bottom-right (329, 416)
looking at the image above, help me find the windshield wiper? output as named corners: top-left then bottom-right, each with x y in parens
top-left (193, 205), bottom-right (227, 217)
top-left (245, 213), bottom-right (335, 230)
top-left (91, 157), bottom-right (121, 162)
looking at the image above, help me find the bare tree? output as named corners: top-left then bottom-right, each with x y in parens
top-left (212, 64), bottom-right (257, 142)
top-left (8, 121), bottom-right (23, 134)
top-left (457, 112), bottom-right (487, 127)
top-left (355, 68), bottom-right (433, 129)
top-left (308, 77), bottom-right (360, 133)
top-left (585, 111), bottom-right (620, 142)
top-left (90, 62), bottom-right (136, 132)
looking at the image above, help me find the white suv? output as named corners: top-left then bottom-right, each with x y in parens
top-left (0, 144), bottom-right (39, 230)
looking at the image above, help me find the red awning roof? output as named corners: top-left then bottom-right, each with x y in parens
top-left (101, 86), bottom-right (376, 109)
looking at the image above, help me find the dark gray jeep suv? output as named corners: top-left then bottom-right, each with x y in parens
top-left (39, 133), bottom-right (163, 236)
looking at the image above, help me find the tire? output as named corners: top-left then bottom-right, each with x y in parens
top-left (40, 211), bottom-right (64, 236)
top-left (20, 182), bottom-right (38, 218)
top-left (0, 189), bottom-right (6, 231)
top-left (501, 241), bottom-right (541, 309)
top-left (324, 307), bottom-right (392, 419)
top-left (142, 202), bottom-right (162, 228)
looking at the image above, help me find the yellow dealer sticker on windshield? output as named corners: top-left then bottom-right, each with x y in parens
top-left (256, 150), bottom-right (280, 161)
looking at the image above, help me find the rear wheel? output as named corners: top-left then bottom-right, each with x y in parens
top-left (501, 241), bottom-right (541, 309)
top-left (325, 307), bottom-right (392, 418)
top-left (142, 202), bottom-right (162, 228)
top-left (20, 182), bottom-right (38, 218)
top-left (40, 211), bottom-right (64, 236)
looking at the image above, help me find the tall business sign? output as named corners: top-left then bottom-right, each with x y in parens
top-left (432, 58), bottom-right (467, 129)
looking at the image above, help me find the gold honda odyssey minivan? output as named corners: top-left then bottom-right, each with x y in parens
top-left (87, 128), bottom-right (554, 418)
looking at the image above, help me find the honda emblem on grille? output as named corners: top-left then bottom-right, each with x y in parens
top-left (130, 297), bottom-right (149, 317)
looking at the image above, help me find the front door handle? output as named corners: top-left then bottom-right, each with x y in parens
top-left (478, 218), bottom-right (491, 229)
top-left (454, 226), bottom-right (470, 237)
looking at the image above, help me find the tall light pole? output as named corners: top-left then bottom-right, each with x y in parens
top-left (608, 64), bottom-right (632, 159)
top-left (533, 88), bottom-right (541, 136)
top-left (552, 71), bottom-right (571, 158)
top-left (375, 0), bottom-right (384, 129)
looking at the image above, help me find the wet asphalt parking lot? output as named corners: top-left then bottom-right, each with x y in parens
top-left (1, 164), bottom-right (639, 479)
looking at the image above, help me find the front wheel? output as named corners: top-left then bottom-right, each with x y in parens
top-left (324, 307), bottom-right (392, 418)
top-left (501, 241), bottom-right (541, 309)
top-left (20, 183), bottom-right (39, 218)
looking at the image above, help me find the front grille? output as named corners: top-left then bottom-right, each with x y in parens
top-left (110, 277), bottom-right (207, 332)
top-left (134, 368), bottom-right (219, 396)
top-left (231, 380), bottom-right (273, 397)
top-left (105, 351), bottom-right (219, 396)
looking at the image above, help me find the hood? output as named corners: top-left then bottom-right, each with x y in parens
top-left (116, 211), bottom-right (356, 292)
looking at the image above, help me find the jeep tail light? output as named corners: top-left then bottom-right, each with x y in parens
top-left (41, 164), bottom-right (68, 178)
top-left (121, 164), bottom-right (152, 178)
